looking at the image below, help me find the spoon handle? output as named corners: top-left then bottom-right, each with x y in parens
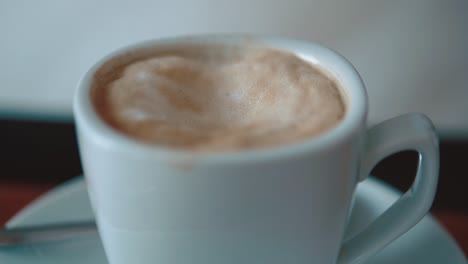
top-left (0, 221), bottom-right (97, 247)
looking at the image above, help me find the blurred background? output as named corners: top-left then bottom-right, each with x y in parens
top-left (1, 0), bottom-right (467, 131)
top-left (0, 0), bottom-right (467, 254)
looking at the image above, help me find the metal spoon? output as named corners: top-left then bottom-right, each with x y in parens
top-left (0, 221), bottom-right (97, 247)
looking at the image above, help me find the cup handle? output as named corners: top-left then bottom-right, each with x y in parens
top-left (338, 113), bottom-right (439, 264)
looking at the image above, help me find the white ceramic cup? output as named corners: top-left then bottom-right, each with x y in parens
top-left (74, 34), bottom-right (439, 264)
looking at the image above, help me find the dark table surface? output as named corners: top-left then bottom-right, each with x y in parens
top-left (0, 118), bottom-right (467, 257)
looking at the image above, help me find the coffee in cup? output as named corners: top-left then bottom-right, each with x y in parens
top-left (74, 35), bottom-right (439, 264)
top-left (91, 43), bottom-right (346, 150)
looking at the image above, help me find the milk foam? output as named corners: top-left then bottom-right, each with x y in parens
top-left (93, 44), bottom-right (346, 150)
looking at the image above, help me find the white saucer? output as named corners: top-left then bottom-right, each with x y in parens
top-left (1, 177), bottom-right (465, 264)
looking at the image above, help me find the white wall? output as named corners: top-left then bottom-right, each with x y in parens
top-left (1, 0), bottom-right (467, 135)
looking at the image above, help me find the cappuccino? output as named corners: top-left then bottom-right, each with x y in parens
top-left (91, 44), bottom-right (346, 150)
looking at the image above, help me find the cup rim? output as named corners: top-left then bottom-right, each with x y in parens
top-left (73, 33), bottom-right (368, 164)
